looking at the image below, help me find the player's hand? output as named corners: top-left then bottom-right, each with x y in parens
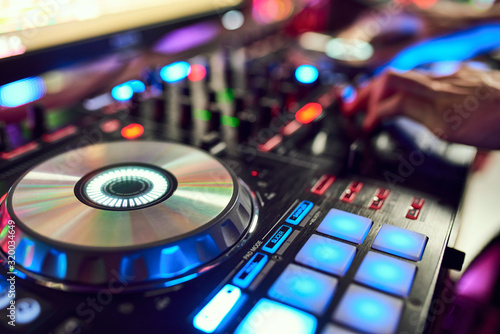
top-left (342, 66), bottom-right (500, 149)
top-left (406, 1), bottom-right (491, 37)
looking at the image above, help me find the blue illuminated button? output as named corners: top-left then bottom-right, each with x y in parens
top-left (286, 201), bottom-right (314, 225)
top-left (295, 234), bottom-right (356, 276)
top-left (317, 209), bottom-right (372, 244)
top-left (334, 284), bottom-right (403, 334)
top-left (17, 298), bottom-right (42, 325)
top-left (372, 224), bottom-right (428, 261)
top-left (268, 263), bottom-right (337, 315)
top-left (233, 253), bottom-right (268, 289)
top-left (262, 225), bottom-right (293, 254)
top-left (355, 251), bottom-right (417, 297)
top-left (295, 65), bottom-right (319, 84)
top-left (193, 284), bottom-right (241, 333)
top-left (321, 324), bottom-right (357, 334)
top-left (235, 298), bottom-right (317, 334)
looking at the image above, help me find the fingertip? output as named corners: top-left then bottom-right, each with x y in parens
top-left (341, 100), bottom-right (357, 116)
top-left (361, 114), bottom-right (376, 132)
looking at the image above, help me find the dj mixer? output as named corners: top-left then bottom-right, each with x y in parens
top-left (0, 2), bottom-right (479, 334)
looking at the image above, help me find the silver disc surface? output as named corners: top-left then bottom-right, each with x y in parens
top-left (9, 141), bottom-right (235, 248)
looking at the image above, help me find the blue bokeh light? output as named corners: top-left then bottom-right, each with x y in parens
top-left (341, 85), bottom-right (357, 104)
top-left (128, 80), bottom-right (146, 93)
top-left (160, 61), bottom-right (191, 83)
top-left (295, 234), bottom-right (356, 276)
top-left (111, 84), bottom-right (134, 101)
top-left (0, 77), bottom-right (46, 107)
top-left (355, 251), bottom-right (416, 297)
top-left (388, 23), bottom-right (500, 71)
top-left (111, 80), bottom-right (145, 101)
top-left (295, 65), bottom-right (319, 84)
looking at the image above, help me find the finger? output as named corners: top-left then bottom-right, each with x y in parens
top-left (363, 91), bottom-right (442, 135)
top-left (365, 71), bottom-right (411, 119)
top-left (362, 93), bottom-right (405, 131)
top-left (385, 69), bottom-right (473, 98)
top-left (341, 81), bottom-right (373, 116)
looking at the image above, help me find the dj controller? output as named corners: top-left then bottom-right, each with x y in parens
top-left (0, 9), bottom-right (477, 334)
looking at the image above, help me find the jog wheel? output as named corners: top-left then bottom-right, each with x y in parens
top-left (0, 141), bottom-right (257, 291)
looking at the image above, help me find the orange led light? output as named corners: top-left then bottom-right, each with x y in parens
top-left (252, 0), bottom-right (294, 24)
top-left (295, 102), bottom-right (322, 124)
top-left (409, 0), bottom-right (438, 9)
top-left (121, 123), bottom-right (144, 139)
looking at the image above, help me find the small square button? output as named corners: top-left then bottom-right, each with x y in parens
top-left (411, 197), bottom-right (425, 209)
top-left (348, 181), bottom-right (363, 193)
top-left (235, 298), bottom-right (317, 334)
top-left (372, 224), bottom-right (428, 261)
top-left (268, 263), bottom-right (337, 315)
top-left (333, 284), bottom-right (403, 334)
top-left (295, 234), bottom-right (356, 276)
top-left (355, 251), bottom-right (417, 297)
top-left (406, 208), bottom-right (420, 220)
top-left (340, 190), bottom-right (356, 203)
top-left (375, 188), bottom-right (390, 199)
top-left (369, 197), bottom-right (384, 210)
top-left (317, 209), bottom-right (372, 244)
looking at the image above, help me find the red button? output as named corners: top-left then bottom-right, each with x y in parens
top-left (348, 181), bottom-right (363, 193)
top-left (101, 119), bottom-right (121, 133)
top-left (258, 134), bottom-right (283, 153)
top-left (411, 197), bottom-right (425, 209)
top-left (42, 125), bottom-right (77, 143)
top-left (281, 120), bottom-right (302, 136)
top-left (311, 174), bottom-right (336, 195)
top-left (0, 142), bottom-right (39, 160)
top-left (406, 208), bottom-right (420, 220)
top-left (340, 189), bottom-right (356, 203)
top-left (375, 188), bottom-right (390, 199)
top-left (369, 197), bottom-right (384, 210)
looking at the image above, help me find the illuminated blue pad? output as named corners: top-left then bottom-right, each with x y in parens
top-left (321, 324), bottom-right (357, 334)
top-left (268, 263), bottom-right (337, 315)
top-left (317, 209), bottom-right (372, 244)
top-left (193, 284), bottom-right (241, 333)
top-left (355, 251), bottom-right (416, 297)
top-left (235, 298), bottom-right (317, 334)
top-left (295, 234), bottom-right (356, 276)
top-left (334, 284), bottom-right (403, 334)
top-left (16, 298), bottom-right (42, 325)
top-left (372, 224), bottom-right (428, 261)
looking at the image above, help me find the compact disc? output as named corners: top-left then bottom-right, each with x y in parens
top-left (8, 141), bottom-right (236, 248)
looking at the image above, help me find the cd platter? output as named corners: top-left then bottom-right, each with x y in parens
top-left (0, 141), bottom-right (257, 291)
